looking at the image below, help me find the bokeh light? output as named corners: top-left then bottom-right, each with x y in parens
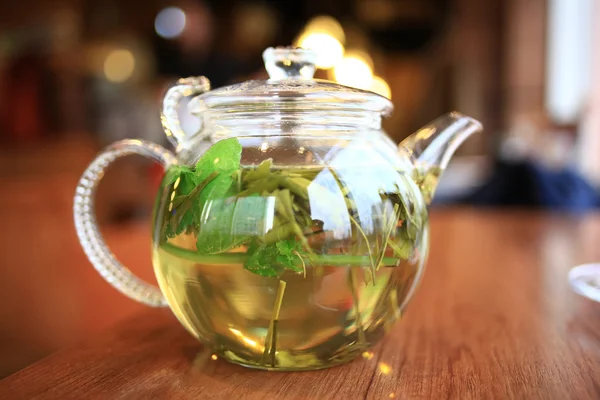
top-left (103, 49), bottom-right (135, 83)
top-left (295, 15), bottom-right (346, 69)
top-left (296, 33), bottom-right (344, 69)
top-left (304, 15), bottom-right (345, 43)
top-left (370, 75), bottom-right (392, 99)
top-left (154, 7), bottom-right (186, 39)
top-left (333, 51), bottom-right (374, 90)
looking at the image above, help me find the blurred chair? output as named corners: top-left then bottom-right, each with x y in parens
top-left (442, 158), bottom-right (600, 211)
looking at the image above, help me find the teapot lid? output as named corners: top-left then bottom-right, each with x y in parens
top-left (196, 47), bottom-right (393, 116)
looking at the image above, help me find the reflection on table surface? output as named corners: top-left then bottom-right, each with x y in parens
top-left (1, 210), bottom-right (600, 398)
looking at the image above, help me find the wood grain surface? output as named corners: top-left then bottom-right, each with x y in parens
top-left (1, 210), bottom-right (600, 399)
top-left (0, 143), bottom-right (156, 378)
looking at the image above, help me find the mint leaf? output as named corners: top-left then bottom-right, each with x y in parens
top-left (165, 172), bottom-right (219, 238)
top-left (198, 173), bottom-right (235, 208)
top-left (244, 239), bottom-right (306, 277)
top-left (162, 165), bottom-right (199, 238)
top-left (195, 137), bottom-right (243, 213)
top-left (275, 239), bottom-right (305, 273)
top-left (164, 165), bottom-right (198, 195)
top-left (195, 137), bottom-right (242, 181)
top-left (163, 138), bottom-right (243, 240)
top-left (196, 197), bottom-right (251, 254)
top-left (244, 241), bottom-right (283, 277)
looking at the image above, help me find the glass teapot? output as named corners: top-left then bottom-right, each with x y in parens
top-left (74, 47), bottom-right (482, 371)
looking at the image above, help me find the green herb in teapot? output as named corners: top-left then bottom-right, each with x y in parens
top-left (152, 137), bottom-right (432, 370)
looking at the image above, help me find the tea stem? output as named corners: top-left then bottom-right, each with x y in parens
top-left (262, 280), bottom-right (287, 367)
top-left (375, 203), bottom-right (400, 271)
top-left (348, 268), bottom-right (367, 347)
top-left (161, 243), bottom-right (399, 267)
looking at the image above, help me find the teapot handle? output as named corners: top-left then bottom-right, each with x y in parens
top-left (161, 76), bottom-right (211, 149)
top-left (73, 139), bottom-right (177, 307)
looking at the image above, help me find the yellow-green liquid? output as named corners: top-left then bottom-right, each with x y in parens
top-left (153, 234), bottom-right (420, 370)
top-left (151, 160), bottom-right (432, 370)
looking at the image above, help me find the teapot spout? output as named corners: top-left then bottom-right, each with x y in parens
top-left (400, 112), bottom-right (483, 203)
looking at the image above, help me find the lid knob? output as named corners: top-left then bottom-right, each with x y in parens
top-left (262, 47), bottom-right (317, 81)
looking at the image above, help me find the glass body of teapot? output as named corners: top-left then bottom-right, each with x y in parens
top-left (74, 47), bottom-right (482, 371)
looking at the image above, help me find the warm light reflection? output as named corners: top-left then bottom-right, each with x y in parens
top-left (389, 393), bottom-right (396, 398)
top-left (370, 76), bottom-right (392, 99)
top-left (333, 52), bottom-right (374, 90)
top-left (414, 127), bottom-right (437, 142)
top-left (296, 33), bottom-right (344, 69)
top-left (168, 190), bottom-right (176, 212)
top-left (211, 354), bottom-right (218, 360)
top-left (230, 328), bottom-right (242, 336)
top-left (103, 49), bottom-right (135, 83)
top-left (229, 327), bottom-right (260, 349)
top-left (242, 337), bottom-right (259, 348)
top-left (155, 7), bottom-right (186, 39)
top-left (378, 362), bottom-right (392, 374)
top-left (362, 351), bottom-right (374, 360)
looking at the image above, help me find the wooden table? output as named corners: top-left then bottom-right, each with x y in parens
top-left (1, 210), bottom-right (600, 399)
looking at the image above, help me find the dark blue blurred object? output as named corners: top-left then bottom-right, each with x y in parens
top-left (445, 159), bottom-right (600, 211)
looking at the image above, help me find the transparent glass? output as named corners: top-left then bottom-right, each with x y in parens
top-left (73, 46), bottom-right (482, 372)
top-left (151, 131), bottom-right (431, 370)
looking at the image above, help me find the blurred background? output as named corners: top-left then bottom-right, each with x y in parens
top-left (0, 0), bottom-right (599, 378)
